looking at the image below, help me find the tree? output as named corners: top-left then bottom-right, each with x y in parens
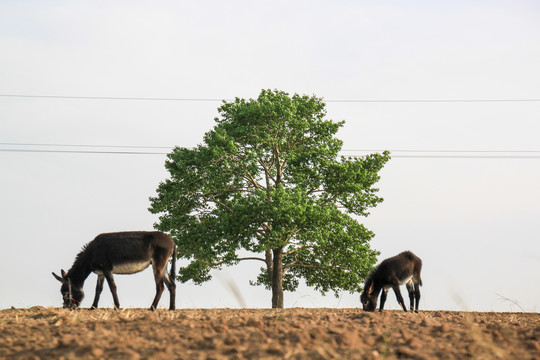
top-left (149, 89), bottom-right (390, 308)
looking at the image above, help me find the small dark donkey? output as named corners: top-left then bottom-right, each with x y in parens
top-left (53, 231), bottom-right (176, 310)
top-left (360, 251), bottom-right (422, 312)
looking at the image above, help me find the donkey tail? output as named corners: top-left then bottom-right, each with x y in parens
top-left (416, 257), bottom-right (423, 287)
top-left (407, 250), bottom-right (423, 287)
top-left (170, 244), bottom-right (176, 283)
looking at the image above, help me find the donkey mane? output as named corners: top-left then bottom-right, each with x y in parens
top-left (62, 244), bottom-right (93, 283)
top-left (363, 265), bottom-right (377, 289)
top-left (69, 244), bottom-right (90, 269)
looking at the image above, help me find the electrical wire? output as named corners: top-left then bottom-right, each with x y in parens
top-left (2, 94), bottom-right (540, 103)
top-left (0, 142), bottom-right (171, 149)
top-left (1, 143), bottom-right (539, 158)
top-left (0, 94), bottom-right (224, 102)
top-left (0, 149), bottom-right (165, 155)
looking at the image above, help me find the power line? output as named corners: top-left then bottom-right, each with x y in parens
top-left (3, 142), bottom-right (540, 153)
top-left (327, 99), bottom-right (540, 103)
top-left (0, 94), bottom-right (224, 102)
top-left (0, 149), bottom-right (167, 155)
top-left (0, 142), bottom-right (172, 149)
top-left (1, 143), bottom-right (540, 158)
top-left (390, 154), bottom-right (540, 159)
top-left (342, 149), bottom-right (540, 153)
top-left (1, 149), bottom-right (537, 158)
top-left (2, 94), bottom-right (540, 103)
top-left (344, 151), bottom-right (540, 159)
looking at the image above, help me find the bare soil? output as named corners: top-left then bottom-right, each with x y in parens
top-left (0, 307), bottom-right (538, 359)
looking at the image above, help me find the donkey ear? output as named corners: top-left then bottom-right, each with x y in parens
top-left (61, 269), bottom-right (67, 278)
top-left (367, 283), bottom-right (374, 295)
top-left (52, 272), bottom-right (64, 283)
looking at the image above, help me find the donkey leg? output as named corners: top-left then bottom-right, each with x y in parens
top-left (406, 281), bottom-right (415, 312)
top-left (379, 288), bottom-right (389, 312)
top-left (91, 275), bottom-right (105, 309)
top-left (149, 263), bottom-right (166, 310)
top-left (150, 246), bottom-right (173, 310)
top-left (103, 271), bottom-right (121, 309)
top-left (163, 272), bottom-right (176, 310)
top-left (392, 284), bottom-right (408, 312)
top-left (150, 275), bottom-right (165, 311)
top-left (414, 282), bottom-right (421, 313)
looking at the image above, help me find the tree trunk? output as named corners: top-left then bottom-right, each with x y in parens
top-left (265, 250), bottom-right (273, 288)
top-left (271, 247), bottom-right (284, 308)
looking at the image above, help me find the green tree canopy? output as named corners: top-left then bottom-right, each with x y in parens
top-left (149, 89), bottom-right (390, 308)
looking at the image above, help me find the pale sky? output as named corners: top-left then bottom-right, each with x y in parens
top-left (1, 1), bottom-right (539, 311)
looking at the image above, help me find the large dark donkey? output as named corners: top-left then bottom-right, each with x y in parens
top-left (53, 231), bottom-right (176, 310)
top-left (360, 251), bottom-right (422, 312)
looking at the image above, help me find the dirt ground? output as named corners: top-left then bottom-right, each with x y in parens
top-left (0, 307), bottom-right (538, 359)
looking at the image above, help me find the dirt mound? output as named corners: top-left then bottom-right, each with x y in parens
top-left (0, 307), bottom-right (538, 359)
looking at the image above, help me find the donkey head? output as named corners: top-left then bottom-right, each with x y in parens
top-left (360, 282), bottom-right (377, 312)
top-left (52, 270), bottom-right (84, 309)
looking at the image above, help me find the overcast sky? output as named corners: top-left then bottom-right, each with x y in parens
top-left (1, 1), bottom-right (539, 311)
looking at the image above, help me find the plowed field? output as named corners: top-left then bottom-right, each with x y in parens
top-left (1, 307), bottom-right (538, 359)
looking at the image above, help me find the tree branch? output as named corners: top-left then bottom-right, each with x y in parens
top-left (258, 158), bottom-right (277, 186)
top-left (321, 194), bottom-right (337, 207)
top-left (243, 173), bottom-right (264, 191)
top-left (204, 196), bottom-right (233, 214)
top-left (283, 245), bottom-right (315, 257)
top-left (284, 262), bottom-right (346, 271)
top-left (212, 256), bottom-right (267, 267)
top-left (237, 257), bottom-right (267, 263)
